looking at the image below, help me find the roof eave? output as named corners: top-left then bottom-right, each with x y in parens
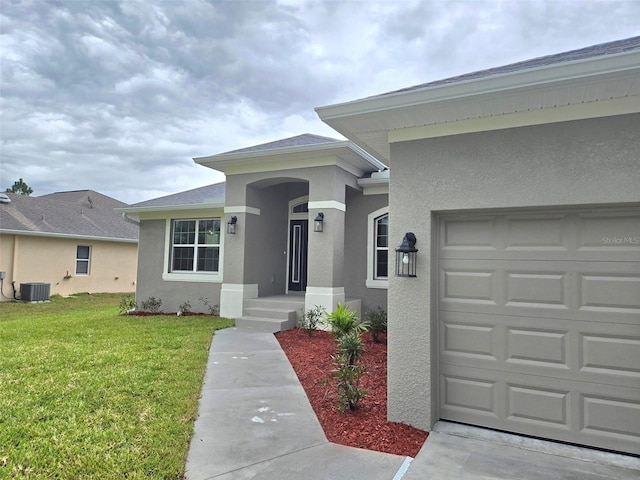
top-left (0, 229), bottom-right (138, 243)
top-left (316, 49), bottom-right (640, 122)
top-left (115, 201), bottom-right (225, 215)
top-left (194, 140), bottom-right (387, 173)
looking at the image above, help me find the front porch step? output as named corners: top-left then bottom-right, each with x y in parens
top-left (235, 315), bottom-right (297, 333)
top-left (244, 297), bottom-right (305, 312)
top-left (244, 307), bottom-right (298, 321)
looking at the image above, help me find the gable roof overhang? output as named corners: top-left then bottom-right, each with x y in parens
top-left (0, 228), bottom-right (138, 244)
top-left (315, 46), bottom-right (640, 164)
top-left (194, 140), bottom-right (387, 178)
top-left (115, 201), bottom-right (225, 216)
top-left (116, 182), bottom-right (226, 217)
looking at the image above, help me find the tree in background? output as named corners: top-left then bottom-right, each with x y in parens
top-left (5, 178), bottom-right (33, 196)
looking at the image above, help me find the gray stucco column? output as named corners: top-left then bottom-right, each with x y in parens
top-left (305, 174), bottom-right (346, 314)
top-left (219, 180), bottom-right (260, 318)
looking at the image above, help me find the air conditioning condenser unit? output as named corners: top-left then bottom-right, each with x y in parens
top-left (20, 283), bottom-right (51, 302)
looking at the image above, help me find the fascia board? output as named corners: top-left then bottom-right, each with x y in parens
top-left (115, 202), bottom-right (225, 215)
top-left (137, 209), bottom-right (224, 221)
top-left (221, 155), bottom-right (337, 176)
top-left (0, 229), bottom-right (138, 243)
top-left (357, 177), bottom-right (390, 187)
top-left (346, 143), bottom-right (387, 170)
top-left (316, 50), bottom-right (640, 121)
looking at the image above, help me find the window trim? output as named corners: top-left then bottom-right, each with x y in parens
top-left (366, 207), bottom-right (389, 289)
top-left (75, 245), bottom-right (91, 276)
top-left (162, 217), bottom-right (224, 283)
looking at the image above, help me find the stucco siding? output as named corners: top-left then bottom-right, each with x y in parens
top-left (0, 233), bottom-right (137, 300)
top-left (243, 184), bottom-right (289, 296)
top-left (136, 219), bottom-right (221, 313)
top-left (344, 188), bottom-right (389, 314)
top-left (387, 113), bottom-right (640, 430)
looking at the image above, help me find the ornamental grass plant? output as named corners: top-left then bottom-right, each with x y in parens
top-left (0, 293), bottom-right (233, 479)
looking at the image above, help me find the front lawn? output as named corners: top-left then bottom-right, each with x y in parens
top-left (0, 293), bottom-right (233, 479)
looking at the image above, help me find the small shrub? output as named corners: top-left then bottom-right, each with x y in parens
top-left (199, 297), bottom-right (219, 316)
top-left (178, 300), bottom-right (191, 315)
top-left (140, 296), bottom-right (163, 313)
top-left (298, 305), bottom-right (325, 336)
top-left (365, 307), bottom-right (387, 343)
top-left (334, 361), bottom-right (367, 412)
top-left (118, 294), bottom-right (136, 315)
top-left (337, 330), bottom-right (364, 365)
top-left (325, 304), bottom-right (368, 337)
top-left (333, 329), bottom-right (367, 412)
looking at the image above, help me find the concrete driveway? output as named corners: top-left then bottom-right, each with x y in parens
top-left (405, 422), bottom-right (640, 480)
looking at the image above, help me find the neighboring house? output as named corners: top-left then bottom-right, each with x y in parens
top-left (122, 37), bottom-right (640, 456)
top-left (0, 190), bottom-right (138, 301)
top-left (317, 36), bottom-right (640, 456)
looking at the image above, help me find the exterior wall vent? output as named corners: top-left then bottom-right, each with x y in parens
top-left (20, 283), bottom-right (51, 302)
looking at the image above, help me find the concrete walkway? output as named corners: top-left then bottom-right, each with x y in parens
top-left (186, 327), bottom-right (640, 479)
top-left (185, 328), bottom-right (410, 480)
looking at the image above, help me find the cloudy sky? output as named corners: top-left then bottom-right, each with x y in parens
top-left (1, 0), bottom-right (638, 204)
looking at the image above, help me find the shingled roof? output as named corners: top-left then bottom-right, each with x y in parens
top-left (383, 36), bottom-right (640, 96)
top-left (0, 190), bottom-right (138, 241)
top-left (221, 133), bottom-right (340, 155)
top-left (121, 182), bottom-right (226, 212)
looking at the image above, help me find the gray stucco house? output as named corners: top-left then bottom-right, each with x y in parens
top-left (120, 37), bottom-right (640, 456)
top-left (119, 133), bottom-right (390, 322)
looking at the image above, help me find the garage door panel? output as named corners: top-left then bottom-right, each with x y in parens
top-left (577, 211), bottom-right (640, 252)
top-left (580, 334), bottom-right (640, 376)
top-left (440, 260), bottom-right (640, 324)
top-left (579, 274), bottom-right (640, 314)
top-left (440, 216), bottom-right (499, 251)
top-left (440, 210), bottom-right (639, 262)
top-left (442, 321), bottom-right (496, 359)
top-left (440, 365), bottom-right (640, 454)
top-left (507, 328), bottom-right (568, 367)
top-left (582, 395), bottom-right (640, 443)
top-left (440, 311), bottom-right (640, 387)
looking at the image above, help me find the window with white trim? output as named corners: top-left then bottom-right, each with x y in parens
top-left (374, 214), bottom-right (389, 279)
top-left (170, 219), bottom-right (221, 273)
top-left (76, 245), bottom-right (91, 275)
top-left (366, 207), bottom-right (389, 289)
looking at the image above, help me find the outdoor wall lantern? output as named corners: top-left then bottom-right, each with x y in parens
top-left (227, 216), bottom-right (237, 235)
top-left (314, 212), bottom-right (324, 233)
top-left (395, 232), bottom-right (418, 277)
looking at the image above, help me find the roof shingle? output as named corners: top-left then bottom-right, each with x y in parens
top-left (0, 190), bottom-right (138, 241)
top-left (125, 182), bottom-right (226, 209)
top-left (221, 133), bottom-right (340, 155)
top-left (382, 36), bottom-right (640, 96)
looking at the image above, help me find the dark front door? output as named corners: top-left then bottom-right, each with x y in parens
top-left (288, 219), bottom-right (308, 291)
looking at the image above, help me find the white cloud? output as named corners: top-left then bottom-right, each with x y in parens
top-left (1, 0), bottom-right (638, 203)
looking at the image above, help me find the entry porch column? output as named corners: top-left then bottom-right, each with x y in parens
top-left (305, 185), bottom-right (346, 315)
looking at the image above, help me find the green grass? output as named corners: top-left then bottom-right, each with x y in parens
top-left (0, 293), bottom-right (234, 479)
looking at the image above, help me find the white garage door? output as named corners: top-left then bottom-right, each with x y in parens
top-left (437, 207), bottom-right (640, 455)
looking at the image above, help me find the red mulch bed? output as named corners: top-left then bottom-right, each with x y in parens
top-left (275, 329), bottom-right (427, 457)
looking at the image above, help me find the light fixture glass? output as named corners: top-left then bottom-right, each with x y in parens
top-left (227, 216), bottom-right (237, 235)
top-left (314, 212), bottom-right (324, 232)
top-left (395, 232), bottom-right (418, 277)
